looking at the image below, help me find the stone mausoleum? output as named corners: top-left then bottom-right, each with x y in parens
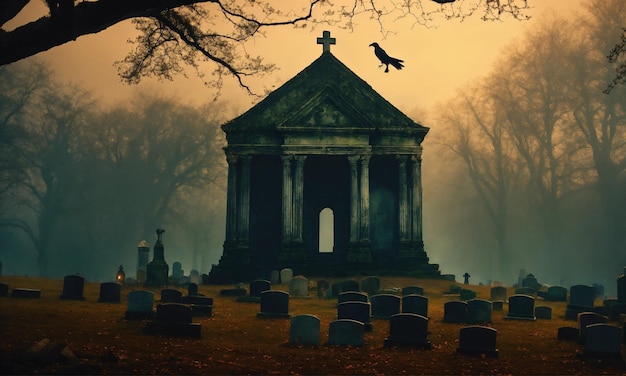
top-left (209, 32), bottom-right (441, 283)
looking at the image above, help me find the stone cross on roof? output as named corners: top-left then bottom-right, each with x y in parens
top-left (317, 30), bottom-right (336, 53)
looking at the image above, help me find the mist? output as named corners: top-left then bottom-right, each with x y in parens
top-left (1, 0), bottom-right (625, 297)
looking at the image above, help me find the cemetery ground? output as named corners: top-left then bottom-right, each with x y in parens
top-left (1, 276), bottom-right (624, 375)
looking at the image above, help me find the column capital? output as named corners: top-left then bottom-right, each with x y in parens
top-left (226, 154), bottom-right (239, 164)
top-left (360, 155), bottom-right (371, 165)
top-left (347, 155), bottom-right (360, 165)
top-left (281, 154), bottom-right (294, 164)
top-left (294, 155), bottom-right (307, 165)
top-left (410, 155), bottom-right (422, 163)
top-left (396, 155), bottom-right (408, 164)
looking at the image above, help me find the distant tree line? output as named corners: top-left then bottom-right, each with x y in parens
top-left (0, 64), bottom-right (226, 278)
top-left (431, 0), bottom-right (626, 284)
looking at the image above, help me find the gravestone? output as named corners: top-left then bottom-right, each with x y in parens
top-left (456, 326), bottom-right (499, 357)
top-left (370, 294), bottom-right (401, 319)
top-left (463, 272), bottom-right (470, 285)
top-left (337, 301), bottom-right (372, 331)
top-left (11, 288), bottom-right (41, 299)
top-left (490, 286), bottom-right (507, 302)
top-left (459, 289), bottom-right (476, 301)
top-left (145, 228), bottom-right (169, 287)
top-left (0, 283), bottom-right (8, 297)
top-left (327, 319), bottom-right (364, 347)
top-left (467, 299), bottom-right (492, 324)
top-left (402, 286), bottom-right (424, 296)
top-left (331, 279), bottom-right (360, 297)
top-left (522, 274), bottom-right (539, 290)
top-left (546, 286), bottom-right (567, 302)
top-left (384, 313), bottom-right (431, 349)
top-left (289, 314), bottom-right (320, 346)
top-left (557, 326), bottom-right (579, 341)
top-left (188, 283), bottom-right (199, 296)
top-left (566, 285), bottom-right (596, 320)
top-left (360, 276), bottom-right (381, 295)
top-left (257, 290), bottom-right (290, 318)
top-left (98, 282), bottom-right (121, 303)
top-left (145, 303), bottom-right (201, 338)
top-left (402, 295), bottom-right (428, 317)
top-left (270, 270), bottom-right (280, 284)
top-left (136, 240), bottom-right (150, 284)
top-left (181, 295), bottom-right (213, 316)
top-left (338, 291), bottom-right (368, 304)
top-left (578, 312), bottom-right (608, 344)
top-left (125, 290), bottom-right (155, 320)
top-left (280, 268), bottom-right (293, 285)
top-left (514, 287), bottom-right (536, 296)
top-left (59, 275), bottom-right (85, 301)
top-left (251, 279), bottom-right (271, 297)
top-left (289, 276), bottom-right (309, 298)
top-left (443, 301), bottom-right (468, 323)
top-left (201, 273), bottom-right (210, 285)
top-left (535, 306), bottom-right (552, 320)
top-left (317, 280), bottom-right (330, 298)
top-left (160, 288), bottom-right (182, 303)
top-left (583, 323), bottom-right (623, 359)
top-left (171, 262), bottom-right (183, 282)
top-left (189, 270), bottom-right (200, 285)
top-left (505, 294), bottom-right (535, 320)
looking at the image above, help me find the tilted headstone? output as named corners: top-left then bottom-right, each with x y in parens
top-left (402, 295), bottom-right (428, 317)
top-left (145, 303), bottom-right (201, 338)
top-left (402, 286), bottom-right (424, 296)
top-left (490, 286), bottom-right (507, 302)
top-left (125, 290), bottom-right (154, 320)
top-left (456, 326), bottom-right (499, 357)
top-left (160, 288), bottom-right (182, 303)
top-left (98, 282), bottom-right (121, 303)
top-left (327, 319), bottom-right (364, 346)
top-left (280, 268), bottom-right (293, 285)
top-left (289, 276), bottom-right (309, 298)
top-left (270, 270), bottom-right (280, 285)
top-left (289, 314), bottom-right (320, 346)
top-left (467, 299), bottom-right (492, 324)
top-left (583, 323), bottom-right (623, 358)
top-left (337, 301), bottom-right (372, 331)
top-left (317, 280), bottom-right (330, 298)
top-left (370, 294), bottom-right (401, 319)
top-left (566, 285), bottom-right (596, 320)
top-left (59, 275), bottom-right (85, 301)
top-left (443, 301), bottom-right (468, 323)
top-left (384, 313), bottom-right (431, 349)
top-left (360, 276), bottom-right (381, 295)
top-left (257, 290), bottom-right (290, 318)
top-left (338, 291), bottom-right (368, 304)
top-left (578, 312), bottom-right (608, 344)
top-left (535, 306), bottom-right (552, 320)
top-left (505, 294), bottom-right (536, 320)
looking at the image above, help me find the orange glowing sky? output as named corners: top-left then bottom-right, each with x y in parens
top-left (8, 1), bottom-right (582, 118)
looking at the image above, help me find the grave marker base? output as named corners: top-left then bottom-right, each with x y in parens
top-left (11, 288), bottom-right (41, 299)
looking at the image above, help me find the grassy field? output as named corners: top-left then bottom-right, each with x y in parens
top-left (0, 275), bottom-right (624, 375)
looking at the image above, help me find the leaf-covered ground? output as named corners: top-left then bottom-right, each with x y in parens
top-left (0, 275), bottom-right (624, 375)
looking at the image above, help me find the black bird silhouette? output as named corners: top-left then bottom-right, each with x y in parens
top-left (369, 43), bottom-right (404, 73)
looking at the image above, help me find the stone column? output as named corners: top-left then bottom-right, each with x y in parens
top-left (348, 155), bottom-right (360, 242)
top-left (281, 155), bottom-right (294, 242)
top-left (359, 155), bottom-right (371, 241)
top-left (225, 154), bottom-right (238, 241)
top-left (293, 155), bottom-right (306, 241)
top-left (397, 155), bottom-right (409, 241)
top-left (238, 155), bottom-right (252, 241)
top-left (411, 155), bottom-right (423, 241)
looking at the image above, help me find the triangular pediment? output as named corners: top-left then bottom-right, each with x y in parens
top-left (279, 86), bottom-right (375, 129)
top-left (222, 52), bottom-right (428, 135)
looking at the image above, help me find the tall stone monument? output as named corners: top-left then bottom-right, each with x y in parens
top-left (136, 240), bottom-right (150, 284)
top-left (145, 228), bottom-right (169, 287)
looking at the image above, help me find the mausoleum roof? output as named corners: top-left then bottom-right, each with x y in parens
top-left (222, 51), bottom-right (428, 134)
